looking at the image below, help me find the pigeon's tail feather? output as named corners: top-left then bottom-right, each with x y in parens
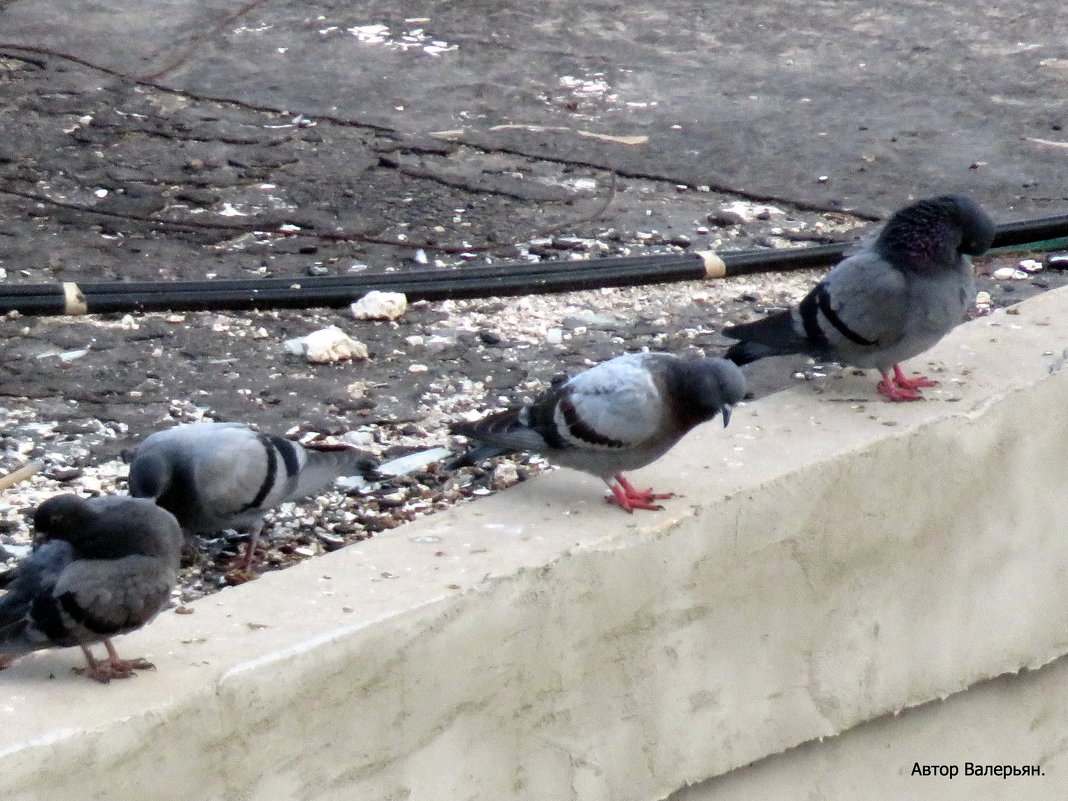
top-left (450, 412), bottom-right (548, 454)
top-left (0, 591), bottom-right (34, 652)
top-left (446, 442), bottom-right (511, 470)
top-left (288, 445), bottom-right (379, 500)
top-left (724, 340), bottom-right (780, 366)
top-left (721, 309), bottom-right (808, 365)
top-left (0, 542), bottom-right (72, 655)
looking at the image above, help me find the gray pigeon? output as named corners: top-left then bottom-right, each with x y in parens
top-left (450, 352), bottom-right (746, 512)
top-left (0, 494), bottom-right (183, 683)
top-left (127, 422), bottom-right (373, 571)
top-left (722, 194), bottom-right (995, 401)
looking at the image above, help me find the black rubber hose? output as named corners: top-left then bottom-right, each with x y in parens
top-left (2, 214), bottom-right (1066, 316)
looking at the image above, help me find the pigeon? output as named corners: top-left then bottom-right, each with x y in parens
top-left (127, 422), bottom-right (374, 571)
top-left (450, 352), bottom-right (746, 511)
top-left (722, 194), bottom-right (995, 401)
top-left (0, 494), bottom-right (183, 683)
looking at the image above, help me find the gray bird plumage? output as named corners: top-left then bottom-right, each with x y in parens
top-left (127, 422), bottom-right (374, 570)
top-left (450, 352), bottom-right (746, 511)
top-left (722, 194), bottom-right (995, 401)
top-left (0, 494), bottom-right (182, 682)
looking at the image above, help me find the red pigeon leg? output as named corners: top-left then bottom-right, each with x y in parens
top-left (892, 363), bottom-right (938, 390)
top-left (877, 368), bottom-right (923, 402)
top-left (604, 474), bottom-right (673, 512)
top-left (102, 638), bottom-right (155, 676)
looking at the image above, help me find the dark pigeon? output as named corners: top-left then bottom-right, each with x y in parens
top-left (722, 194), bottom-right (995, 401)
top-left (0, 494), bottom-right (183, 683)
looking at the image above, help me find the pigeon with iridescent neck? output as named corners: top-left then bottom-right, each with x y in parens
top-left (451, 352), bottom-right (745, 511)
top-left (723, 194), bottom-right (994, 401)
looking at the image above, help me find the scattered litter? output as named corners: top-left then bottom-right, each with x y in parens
top-left (334, 475), bottom-right (369, 492)
top-left (577, 130), bottom-right (648, 146)
top-left (36, 348), bottom-right (89, 362)
top-left (559, 74), bottom-right (610, 96)
top-left (992, 266), bottom-right (1029, 280)
top-left (1018, 258), bottom-right (1044, 273)
top-left (377, 447), bottom-right (453, 476)
top-left (0, 544), bottom-right (32, 560)
top-left (347, 23), bottom-right (458, 55)
top-left (351, 290), bottom-right (408, 320)
top-left (717, 201), bottom-right (785, 222)
top-left (491, 461), bottom-right (520, 489)
top-left (283, 326), bottom-right (369, 363)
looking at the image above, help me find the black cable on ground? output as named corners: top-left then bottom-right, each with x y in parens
top-left (2, 215), bottom-right (1066, 317)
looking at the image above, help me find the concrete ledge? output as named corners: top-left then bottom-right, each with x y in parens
top-left (4, 287), bottom-right (1068, 800)
top-left (674, 652), bottom-right (1068, 799)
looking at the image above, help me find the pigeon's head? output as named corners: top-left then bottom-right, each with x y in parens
top-left (32, 494), bottom-right (94, 542)
top-left (693, 358), bottom-right (748, 427)
top-left (877, 194), bottom-right (995, 270)
top-left (937, 194), bottom-right (996, 256)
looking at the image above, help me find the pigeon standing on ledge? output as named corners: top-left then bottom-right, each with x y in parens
top-left (451, 352), bottom-right (746, 512)
top-left (128, 422), bottom-right (374, 573)
top-left (0, 494), bottom-right (183, 683)
top-left (722, 194), bottom-right (995, 401)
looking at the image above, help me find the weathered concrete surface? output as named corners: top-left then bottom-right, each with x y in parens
top-left (2, 0), bottom-right (1068, 216)
top-left (674, 654), bottom-right (1068, 800)
top-left (3, 287), bottom-right (1068, 799)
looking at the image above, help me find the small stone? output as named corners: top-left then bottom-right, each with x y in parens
top-left (545, 328), bottom-right (564, 344)
top-left (47, 466), bottom-right (83, 482)
top-left (491, 461), bottom-right (520, 489)
top-left (707, 210), bottom-right (746, 227)
top-left (342, 430), bottom-right (375, 449)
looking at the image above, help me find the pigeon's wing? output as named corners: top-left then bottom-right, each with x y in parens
top-left (53, 555), bottom-right (177, 636)
top-left (551, 354), bottom-right (666, 449)
top-left (726, 250), bottom-right (909, 359)
top-left (813, 251), bottom-right (910, 349)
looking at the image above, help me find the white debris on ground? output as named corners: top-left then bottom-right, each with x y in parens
top-left (283, 325), bottom-right (369, 362)
top-left (350, 290), bottom-right (408, 321)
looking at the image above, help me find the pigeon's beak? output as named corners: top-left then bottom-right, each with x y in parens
top-left (721, 404), bottom-right (733, 428)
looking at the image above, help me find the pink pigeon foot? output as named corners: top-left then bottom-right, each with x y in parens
top-left (605, 474), bottom-right (674, 512)
top-left (877, 364), bottom-right (934, 402)
top-left (892, 363), bottom-right (938, 391)
top-left (75, 641), bottom-right (155, 683)
top-left (226, 525), bottom-right (264, 582)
